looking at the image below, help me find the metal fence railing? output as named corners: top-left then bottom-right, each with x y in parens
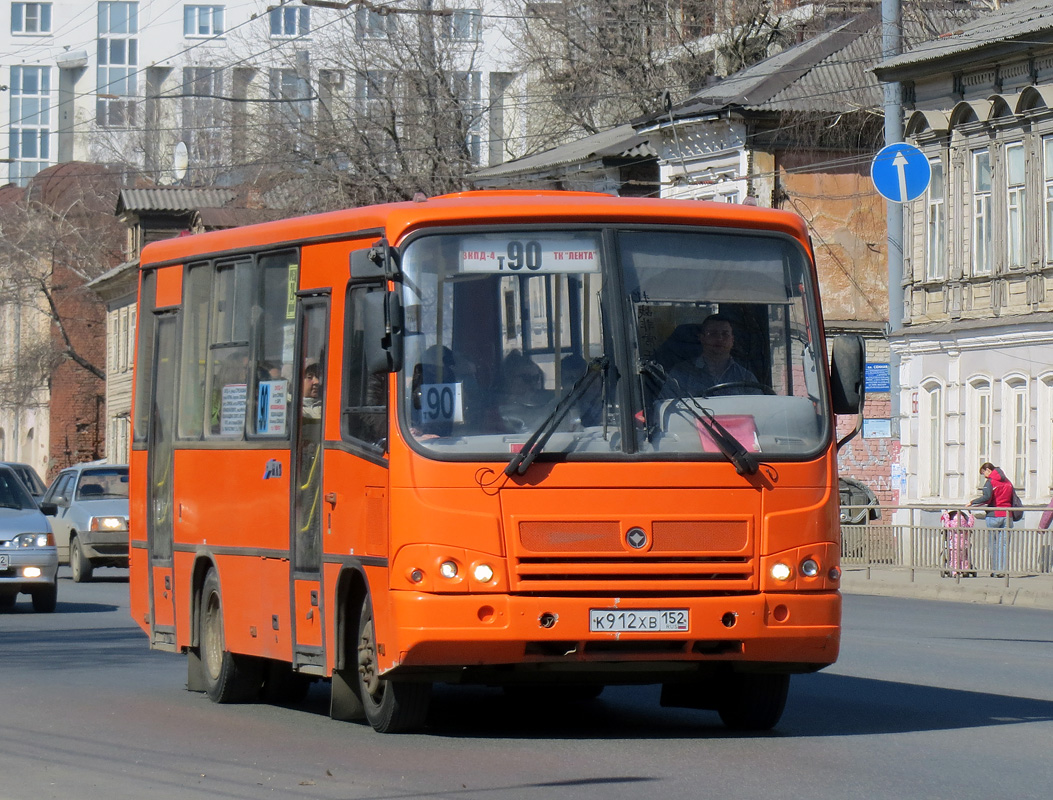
top-left (840, 504), bottom-right (1053, 578)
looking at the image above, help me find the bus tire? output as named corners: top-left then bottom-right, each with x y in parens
top-left (717, 672), bottom-right (790, 731)
top-left (199, 568), bottom-right (263, 703)
top-left (70, 536), bottom-right (93, 583)
top-left (356, 599), bottom-right (430, 733)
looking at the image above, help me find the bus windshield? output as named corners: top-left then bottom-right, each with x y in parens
top-left (398, 226), bottom-right (828, 461)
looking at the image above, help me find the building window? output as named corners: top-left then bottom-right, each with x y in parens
top-left (12, 2), bottom-right (51, 33)
top-left (9, 66), bottom-right (51, 186)
top-left (184, 4), bottom-right (223, 36)
top-left (967, 377), bottom-right (992, 483)
top-left (972, 149), bottom-right (992, 276)
top-left (356, 7), bottom-right (393, 38)
top-left (269, 5), bottom-right (309, 37)
top-left (920, 381), bottom-right (943, 498)
top-left (452, 71), bottom-right (482, 164)
top-left (1044, 137), bottom-right (1053, 264)
top-left (182, 67), bottom-right (224, 167)
top-left (446, 8), bottom-right (481, 41)
top-left (925, 159), bottom-right (945, 281)
top-left (1007, 141), bottom-right (1027, 269)
top-left (97, 1), bottom-right (139, 128)
top-left (1039, 376), bottom-right (1053, 492)
top-left (356, 69), bottom-right (390, 114)
top-left (1003, 378), bottom-right (1029, 491)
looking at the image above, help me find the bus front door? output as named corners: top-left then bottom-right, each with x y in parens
top-left (146, 314), bottom-right (178, 648)
top-left (290, 297), bottom-right (328, 669)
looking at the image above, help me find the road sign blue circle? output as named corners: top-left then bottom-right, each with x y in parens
top-left (871, 142), bottom-right (931, 203)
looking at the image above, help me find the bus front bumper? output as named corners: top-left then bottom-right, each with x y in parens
top-left (381, 590), bottom-right (840, 679)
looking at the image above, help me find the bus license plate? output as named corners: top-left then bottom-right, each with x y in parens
top-left (589, 609), bottom-right (689, 633)
top-left (0, 554), bottom-right (8, 569)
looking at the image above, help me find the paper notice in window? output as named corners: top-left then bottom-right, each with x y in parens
top-left (695, 415), bottom-right (759, 453)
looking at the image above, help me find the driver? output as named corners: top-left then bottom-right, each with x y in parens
top-left (660, 313), bottom-right (759, 398)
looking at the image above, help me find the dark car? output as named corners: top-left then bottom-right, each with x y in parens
top-left (40, 461), bottom-right (129, 583)
top-left (0, 461), bottom-right (47, 503)
top-left (0, 464), bottom-right (58, 612)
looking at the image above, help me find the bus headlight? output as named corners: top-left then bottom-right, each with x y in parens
top-left (472, 563), bottom-right (494, 583)
top-left (439, 561), bottom-right (458, 580)
top-left (770, 562), bottom-right (792, 581)
top-left (800, 558), bottom-right (820, 578)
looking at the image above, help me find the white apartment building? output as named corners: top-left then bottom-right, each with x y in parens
top-left (0, 0), bottom-right (527, 187)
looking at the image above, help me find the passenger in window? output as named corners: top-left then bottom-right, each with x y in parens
top-left (660, 313), bottom-right (760, 398)
top-left (499, 350), bottom-right (551, 433)
top-left (302, 361), bottom-right (323, 420)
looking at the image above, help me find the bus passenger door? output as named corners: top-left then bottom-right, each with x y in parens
top-left (290, 297), bottom-right (328, 669)
top-left (146, 314), bottom-right (178, 647)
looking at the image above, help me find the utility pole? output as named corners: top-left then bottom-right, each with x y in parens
top-left (883, 0), bottom-right (902, 436)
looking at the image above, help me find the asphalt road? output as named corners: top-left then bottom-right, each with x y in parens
top-left (2, 571), bottom-right (1051, 800)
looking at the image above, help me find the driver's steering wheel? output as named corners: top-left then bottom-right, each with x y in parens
top-left (701, 381), bottom-right (775, 397)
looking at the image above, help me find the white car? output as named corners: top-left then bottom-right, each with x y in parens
top-left (0, 464), bottom-right (58, 612)
top-left (40, 462), bottom-right (129, 583)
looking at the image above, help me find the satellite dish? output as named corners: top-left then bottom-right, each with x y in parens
top-left (173, 141), bottom-right (188, 183)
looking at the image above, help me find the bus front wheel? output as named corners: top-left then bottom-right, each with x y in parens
top-left (198, 568), bottom-right (263, 703)
top-left (716, 672), bottom-right (790, 731)
top-left (356, 599), bottom-right (430, 733)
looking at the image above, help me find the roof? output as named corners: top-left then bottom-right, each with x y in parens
top-left (116, 188), bottom-right (238, 215)
top-left (875, 0), bottom-right (1053, 81)
top-left (645, 8), bottom-right (884, 124)
top-left (472, 125), bottom-right (656, 181)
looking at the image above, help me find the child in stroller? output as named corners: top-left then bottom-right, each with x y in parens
top-left (940, 509), bottom-right (975, 578)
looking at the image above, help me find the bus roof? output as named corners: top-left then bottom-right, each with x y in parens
top-left (138, 191), bottom-right (811, 268)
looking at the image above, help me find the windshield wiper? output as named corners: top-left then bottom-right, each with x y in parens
top-left (505, 356), bottom-right (608, 477)
top-left (640, 361), bottom-right (758, 476)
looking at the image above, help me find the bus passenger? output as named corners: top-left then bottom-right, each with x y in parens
top-left (499, 350), bottom-right (550, 432)
top-left (302, 361), bottom-right (323, 420)
top-left (561, 353), bottom-right (602, 428)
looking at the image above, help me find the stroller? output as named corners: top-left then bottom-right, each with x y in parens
top-left (940, 509), bottom-right (975, 578)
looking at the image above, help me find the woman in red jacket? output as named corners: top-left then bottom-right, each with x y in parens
top-left (969, 462), bottom-right (1014, 576)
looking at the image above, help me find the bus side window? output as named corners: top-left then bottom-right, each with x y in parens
top-left (343, 285), bottom-right (388, 453)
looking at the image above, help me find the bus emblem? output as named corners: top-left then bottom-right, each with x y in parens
top-left (625, 527), bottom-right (648, 549)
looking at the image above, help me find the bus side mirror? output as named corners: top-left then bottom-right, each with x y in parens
top-left (364, 289), bottom-right (404, 374)
top-left (830, 334), bottom-right (865, 415)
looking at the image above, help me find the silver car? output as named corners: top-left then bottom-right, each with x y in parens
top-left (0, 464), bottom-right (58, 612)
top-left (40, 461), bottom-right (129, 583)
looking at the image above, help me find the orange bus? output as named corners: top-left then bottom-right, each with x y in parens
top-left (129, 191), bottom-right (864, 733)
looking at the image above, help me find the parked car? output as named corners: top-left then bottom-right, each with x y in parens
top-left (839, 476), bottom-right (881, 525)
top-left (0, 464), bottom-right (58, 612)
top-left (39, 461), bottom-right (129, 583)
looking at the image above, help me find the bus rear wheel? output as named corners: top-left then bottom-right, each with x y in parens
top-left (356, 600), bottom-right (430, 733)
top-left (199, 568), bottom-right (263, 703)
top-left (716, 672), bottom-right (790, 731)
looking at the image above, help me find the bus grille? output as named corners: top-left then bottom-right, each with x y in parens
top-left (513, 520), bottom-right (755, 593)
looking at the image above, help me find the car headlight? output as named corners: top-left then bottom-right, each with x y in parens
top-left (90, 516), bottom-right (128, 532)
top-left (12, 533), bottom-right (54, 548)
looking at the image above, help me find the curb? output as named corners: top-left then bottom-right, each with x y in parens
top-left (840, 570), bottom-right (1053, 610)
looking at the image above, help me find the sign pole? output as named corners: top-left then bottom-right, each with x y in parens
top-left (883, 0), bottom-right (903, 438)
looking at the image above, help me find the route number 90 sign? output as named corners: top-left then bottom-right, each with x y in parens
top-left (419, 382), bottom-right (464, 424)
top-left (459, 234), bottom-right (601, 273)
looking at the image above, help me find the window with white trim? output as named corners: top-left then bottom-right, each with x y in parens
top-left (1038, 376), bottom-right (1053, 492)
top-left (452, 71), bottom-right (482, 164)
top-left (184, 4), bottom-right (223, 37)
top-left (1044, 137), bottom-right (1053, 264)
top-left (445, 8), bottom-right (481, 41)
top-left (12, 2), bottom-right (51, 33)
top-left (269, 5), bottom-right (308, 37)
top-left (920, 380), bottom-right (943, 498)
top-left (926, 159), bottom-right (945, 281)
top-left (356, 7), bottom-right (393, 38)
top-left (97, 1), bottom-right (138, 127)
top-left (967, 377), bottom-right (992, 481)
top-left (1007, 141), bottom-right (1027, 269)
top-left (9, 65), bottom-right (51, 186)
top-left (973, 149), bottom-right (992, 276)
top-left (1003, 377), bottom-right (1029, 491)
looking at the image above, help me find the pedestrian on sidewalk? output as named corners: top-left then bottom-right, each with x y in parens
top-left (968, 462), bottom-right (1014, 576)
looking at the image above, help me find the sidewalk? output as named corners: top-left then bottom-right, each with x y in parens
top-left (840, 566), bottom-right (1053, 610)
